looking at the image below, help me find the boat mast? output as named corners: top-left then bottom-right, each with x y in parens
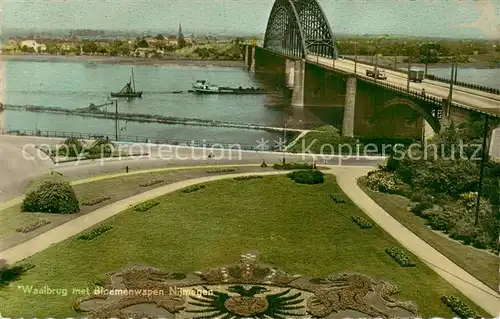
top-left (131, 68), bottom-right (136, 92)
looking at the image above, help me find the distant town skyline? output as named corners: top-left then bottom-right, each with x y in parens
top-left (1, 0), bottom-right (499, 39)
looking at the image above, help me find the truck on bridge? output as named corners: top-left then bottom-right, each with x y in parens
top-left (409, 67), bottom-right (424, 83)
top-left (365, 68), bottom-right (387, 80)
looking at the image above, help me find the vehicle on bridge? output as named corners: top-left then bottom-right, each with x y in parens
top-left (365, 69), bottom-right (387, 80)
top-left (409, 67), bottom-right (424, 83)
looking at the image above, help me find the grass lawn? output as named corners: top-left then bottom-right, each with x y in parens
top-left (358, 176), bottom-right (499, 291)
top-left (0, 166), bottom-right (262, 239)
top-left (0, 175), bottom-right (487, 318)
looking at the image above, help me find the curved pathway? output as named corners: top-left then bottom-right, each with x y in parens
top-left (1, 166), bottom-right (497, 316)
top-left (328, 167), bottom-right (500, 317)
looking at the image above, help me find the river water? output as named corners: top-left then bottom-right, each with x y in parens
top-left (1, 60), bottom-right (498, 145)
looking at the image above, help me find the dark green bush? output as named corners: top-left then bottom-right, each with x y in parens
top-left (86, 139), bottom-right (114, 155)
top-left (351, 216), bottom-right (372, 229)
top-left (15, 220), bottom-right (51, 233)
top-left (0, 263), bottom-right (35, 286)
top-left (206, 169), bottom-right (235, 173)
top-left (133, 200), bottom-right (159, 212)
top-left (440, 296), bottom-right (480, 319)
top-left (273, 162), bottom-right (313, 170)
top-left (181, 184), bottom-right (206, 193)
top-left (138, 179), bottom-right (164, 187)
top-left (81, 196), bottom-right (111, 206)
top-left (385, 247), bottom-right (416, 267)
top-left (234, 176), bottom-right (263, 181)
top-left (287, 170), bottom-right (324, 184)
top-left (22, 181), bottom-right (80, 214)
top-left (330, 193), bottom-right (346, 203)
top-left (449, 219), bottom-right (478, 245)
top-left (53, 137), bottom-right (84, 157)
top-left (78, 225), bottom-right (112, 240)
top-left (260, 161), bottom-right (268, 168)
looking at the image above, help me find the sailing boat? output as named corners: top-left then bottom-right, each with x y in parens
top-left (111, 68), bottom-right (143, 98)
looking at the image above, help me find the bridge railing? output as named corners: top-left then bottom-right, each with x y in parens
top-left (340, 56), bottom-right (499, 95)
top-left (0, 129), bottom-right (261, 151)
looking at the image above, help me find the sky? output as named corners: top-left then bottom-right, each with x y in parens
top-left (1, 0), bottom-right (499, 39)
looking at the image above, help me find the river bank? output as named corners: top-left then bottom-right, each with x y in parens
top-left (0, 54), bottom-right (244, 67)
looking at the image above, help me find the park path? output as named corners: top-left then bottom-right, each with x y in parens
top-left (0, 165), bottom-right (498, 316)
top-left (327, 166), bottom-right (500, 317)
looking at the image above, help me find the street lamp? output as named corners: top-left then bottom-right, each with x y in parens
top-left (352, 41), bottom-right (359, 74)
top-left (282, 120), bottom-right (287, 164)
top-left (475, 114), bottom-right (490, 226)
top-left (405, 42), bottom-right (412, 92)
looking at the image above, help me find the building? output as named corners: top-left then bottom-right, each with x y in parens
top-left (132, 47), bottom-right (163, 58)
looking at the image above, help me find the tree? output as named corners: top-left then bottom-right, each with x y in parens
top-left (134, 37), bottom-right (149, 49)
top-left (81, 41), bottom-right (98, 54)
top-left (419, 43), bottom-right (441, 76)
top-left (155, 34), bottom-right (165, 41)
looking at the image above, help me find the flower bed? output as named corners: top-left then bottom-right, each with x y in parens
top-left (330, 193), bottom-right (346, 203)
top-left (138, 179), bottom-right (164, 187)
top-left (440, 296), bottom-right (480, 319)
top-left (206, 169), bottom-right (235, 173)
top-left (133, 200), bottom-right (159, 212)
top-left (385, 247), bottom-right (416, 267)
top-left (78, 224), bottom-right (112, 241)
top-left (181, 184), bottom-right (206, 193)
top-left (15, 220), bottom-right (51, 233)
top-left (351, 216), bottom-right (372, 229)
top-left (81, 196), bottom-right (111, 206)
top-left (234, 175), bottom-right (263, 181)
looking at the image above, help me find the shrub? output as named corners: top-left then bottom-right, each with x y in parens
top-left (260, 161), bottom-right (268, 168)
top-left (0, 263), bottom-right (35, 286)
top-left (365, 170), bottom-right (406, 194)
top-left (206, 169), bottom-right (235, 173)
top-left (22, 181), bottom-right (80, 214)
top-left (181, 184), bottom-right (206, 193)
top-left (440, 296), bottom-right (480, 319)
top-left (86, 139), bottom-right (114, 155)
top-left (351, 216), bottom-right (372, 228)
top-left (78, 225), bottom-right (112, 240)
top-left (81, 196), bottom-right (111, 206)
top-left (287, 170), bottom-right (324, 184)
top-left (449, 219), bottom-right (478, 245)
top-left (472, 233), bottom-right (490, 249)
top-left (330, 193), bottom-right (346, 203)
top-left (409, 194), bottom-right (434, 216)
top-left (273, 162), bottom-right (313, 170)
top-left (385, 247), bottom-right (416, 267)
top-left (15, 220), bottom-right (51, 233)
top-left (420, 205), bottom-right (461, 232)
top-left (138, 179), bottom-right (164, 187)
top-left (133, 200), bottom-right (159, 212)
top-left (234, 176), bottom-right (263, 181)
top-left (53, 137), bottom-right (84, 157)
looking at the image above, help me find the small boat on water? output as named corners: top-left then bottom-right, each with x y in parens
top-left (191, 80), bottom-right (267, 94)
top-left (111, 69), bottom-right (143, 98)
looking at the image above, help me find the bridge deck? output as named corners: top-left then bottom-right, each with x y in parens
top-left (306, 55), bottom-right (500, 116)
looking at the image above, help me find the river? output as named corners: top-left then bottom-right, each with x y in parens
top-left (1, 60), bottom-right (498, 145)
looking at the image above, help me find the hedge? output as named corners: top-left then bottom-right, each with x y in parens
top-left (206, 169), bottom-right (235, 173)
top-left (273, 162), bottom-right (313, 170)
top-left (22, 180), bottom-right (80, 214)
top-left (385, 247), bottom-right (416, 267)
top-left (234, 176), bottom-right (263, 181)
top-left (78, 225), bottom-right (112, 240)
top-left (133, 200), bottom-right (159, 212)
top-left (15, 220), bottom-right (51, 233)
top-left (287, 170), bottom-right (324, 184)
top-left (181, 184), bottom-right (206, 193)
top-left (351, 216), bottom-right (372, 229)
top-left (0, 263), bottom-right (35, 286)
top-left (440, 296), bottom-right (480, 319)
top-left (330, 193), bottom-right (346, 203)
top-left (81, 196), bottom-right (111, 206)
top-left (138, 179), bottom-right (164, 187)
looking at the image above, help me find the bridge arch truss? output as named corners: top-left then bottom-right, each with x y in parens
top-left (263, 0), bottom-right (338, 60)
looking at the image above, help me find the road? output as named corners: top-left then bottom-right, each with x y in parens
top-left (0, 135), bottom-right (385, 203)
top-left (306, 55), bottom-right (500, 115)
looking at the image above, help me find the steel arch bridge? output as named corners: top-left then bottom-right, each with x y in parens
top-left (263, 0), bottom-right (338, 60)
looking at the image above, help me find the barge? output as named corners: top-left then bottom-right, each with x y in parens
top-left (191, 80), bottom-right (268, 94)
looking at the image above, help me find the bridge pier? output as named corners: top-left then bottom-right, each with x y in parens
top-left (244, 45), bottom-right (250, 68)
top-left (440, 99), bottom-right (469, 132)
top-left (285, 59), bottom-right (295, 88)
top-left (342, 76), bottom-right (356, 137)
top-left (291, 59), bottom-right (305, 107)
